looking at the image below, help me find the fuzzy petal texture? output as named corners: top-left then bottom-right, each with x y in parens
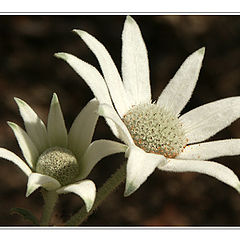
top-left (124, 145), bottom-right (167, 197)
top-left (14, 97), bottom-right (48, 153)
top-left (158, 159), bottom-right (240, 193)
top-left (8, 122), bottom-right (39, 169)
top-left (157, 48), bottom-right (205, 115)
top-left (73, 29), bottom-right (131, 117)
top-left (68, 98), bottom-right (99, 159)
top-left (0, 148), bottom-right (32, 176)
top-left (122, 16), bottom-right (151, 105)
top-left (79, 140), bottom-right (127, 180)
top-left (57, 179), bottom-right (96, 212)
top-left (47, 93), bottom-right (68, 148)
top-left (178, 139), bottom-right (240, 160)
top-left (98, 103), bottom-right (134, 146)
top-left (26, 173), bottom-right (61, 197)
top-left (180, 96), bottom-right (240, 144)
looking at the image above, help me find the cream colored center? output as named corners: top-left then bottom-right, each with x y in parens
top-left (122, 103), bottom-right (188, 158)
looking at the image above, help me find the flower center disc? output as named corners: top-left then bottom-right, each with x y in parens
top-left (122, 103), bottom-right (188, 158)
top-left (36, 147), bottom-right (79, 186)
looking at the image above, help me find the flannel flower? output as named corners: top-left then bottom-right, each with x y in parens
top-left (55, 16), bottom-right (240, 197)
top-left (0, 93), bottom-right (126, 211)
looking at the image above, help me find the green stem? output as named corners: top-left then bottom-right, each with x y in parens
top-left (40, 190), bottom-right (58, 226)
top-left (65, 161), bottom-right (127, 226)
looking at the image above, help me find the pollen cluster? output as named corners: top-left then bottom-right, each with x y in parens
top-left (36, 147), bottom-right (80, 186)
top-left (122, 103), bottom-right (188, 158)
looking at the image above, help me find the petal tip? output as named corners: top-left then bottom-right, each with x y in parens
top-left (198, 47), bottom-right (205, 56)
top-left (54, 52), bottom-right (66, 59)
top-left (85, 198), bottom-right (94, 212)
top-left (124, 182), bottom-right (136, 197)
top-left (126, 15), bottom-right (135, 23)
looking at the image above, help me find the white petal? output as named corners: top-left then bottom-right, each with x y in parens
top-left (180, 97), bottom-right (240, 144)
top-left (158, 159), bottom-right (240, 193)
top-left (157, 48), bottom-right (205, 115)
top-left (54, 52), bottom-right (112, 106)
top-left (178, 139), bottom-right (240, 160)
top-left (0, 148), bottom-right (32, 176)
top-left (98, 103), bottom-right (134, 146)
top-left (122, 16), bottom-right (151, 105)
top-left (57, 179), bottom-right (96, 212)
top-left (124, 145), bottom-right (167, 196)
top-left (8, 122), bottom-right (39, 169)
top-left (73, 29), bottom-right (131, 117)
top-left (47, 93), bottom-right (68, 148)
top-left (79, 140), bottom-right (127, 180)
top-left (68, 98), bottom-right (99, 158)
top-left (26, 172), bottom-right (61, 197)
top-left (14, 97), bottom-right (49, 153)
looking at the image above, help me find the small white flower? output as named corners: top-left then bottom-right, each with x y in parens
top-left (0, 93), bottom-right (126, 211)
top-left (55, 16), bottom-right (240, 197)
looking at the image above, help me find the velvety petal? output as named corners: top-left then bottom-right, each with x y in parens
top-left (73, 29), bottom-right (131, 117)
top-left (122, 16), bottom-right (151, 105)
top-left (180, 97), bottom-right (240, 144)
top-left (0, 148), bottom-right (32, 176)
top-left (98, 103), bottom-right (134, 146)
top-left (178, 139), bottom-right (240, 160)
top-left (158, 159), bottom-right (240, 193)
top-left (26, 173), bottom-right (61, 197)
top-left (157, 48), bottom-right (205, 115)
top-left (68, 98), bottom-right (99, 159)
top-left (8, 122), bottom-right (39, 169)
top-left (14, 97), bottom-right (49, 152)
top-left (124, 145), bottom-right (167, 197)
top-left (78, 140), bottom-right (127, 180)
top-left (57, 179), bottom-right (96, 212)
top-left (47, 93), bottom-right (68, 148)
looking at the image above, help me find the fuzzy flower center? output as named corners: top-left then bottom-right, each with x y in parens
top-left (36, 147), bottom-right (79, 186)
top-left (122, 103), bottom-right (188, 158)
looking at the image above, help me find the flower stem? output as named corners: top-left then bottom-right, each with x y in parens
top-left (40, 190), bottom-right (58, 226)
top-left (65, 161), bottom-right (126, 226)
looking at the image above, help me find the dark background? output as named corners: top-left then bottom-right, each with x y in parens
top-left (1, 15), bottom-right (240, 226)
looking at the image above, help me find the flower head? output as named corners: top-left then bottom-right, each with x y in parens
top-left (0, 94), bottom-right (126, 211)
top-left (55, 16), bottom-right (240, 197)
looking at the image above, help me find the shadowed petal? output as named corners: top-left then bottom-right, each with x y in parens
top-left (68, 98), bottom-right (99, 158)
top-left (78, 140), bottom-right (127, 180)
top-left (157, 48), bottom-right (205, 115)
top-left (8, 122), bottom-right (39, 169)
top-left (26, 173), bottom-right (61, 197)
top-left (158, 159), bottom-right (240, 193)
top-left (122, 16), bottom-right (151, 105)
top-left (180, 97), bottom-right (240, 144)
top-left (0, 148), bottom-right (32, 176)
top-left (14, 97), bottom-right (48, 152)
top-left (57, 179), bottom-right (96, 212)
top-left (178, 139), bottom-right (240, 160)
top-left (124, 145), bottom-right (167, 197)
top-left (47, 93), bottom-right (68, 148)
top-left (73, 29), bottom-right (131, 117)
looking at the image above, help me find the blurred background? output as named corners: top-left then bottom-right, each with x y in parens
top-left (1, 15), bottom-right (240, 226)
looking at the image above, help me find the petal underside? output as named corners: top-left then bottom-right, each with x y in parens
top-left (124, 145), bottom-right (167, 197)
top-left (26, 172), bottom-right (61, 197)
top-left (47, 93), bottom-right (68, 148)
top-left (157, 48), bottom-right (205, 115)
top-left (73, 29), bottom-right (131, 117)
top-left (78, 139), bottom-right (127, 180)
top-left (178, 139), bottom-right (240, 160)
top-left (57, 179), bottom-right (96, 212)
top-left (122, 16), bottom-right (151, 105)
top-left (158, 159), bottom-right (240, 193)
top-left (180, 96), bottom-right (240, 144)
top-left (0, 148), bottom-right (32, 176)
top-left (14, 97), bottom-right (49, 153)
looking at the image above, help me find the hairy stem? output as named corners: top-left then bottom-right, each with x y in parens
top-left (65, 161), bottom-right (126, 226)
top-left (40, 190), bottom-right (58, 226)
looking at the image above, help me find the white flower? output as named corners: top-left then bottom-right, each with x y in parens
top-left (0, 93), bottom-right (126, 211)
top-left (55, 16), bottom-right (240, 197)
